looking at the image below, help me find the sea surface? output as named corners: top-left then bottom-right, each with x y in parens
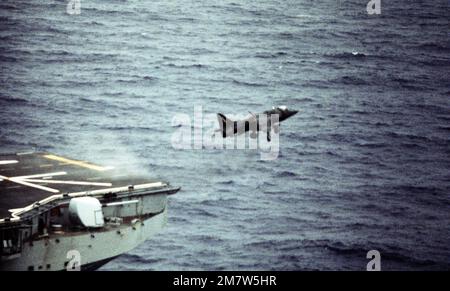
top-left (1, 0), bottom-right (449, 270)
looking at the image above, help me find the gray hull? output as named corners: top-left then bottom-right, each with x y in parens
top-left (1, 208), bottom-right (167, 271)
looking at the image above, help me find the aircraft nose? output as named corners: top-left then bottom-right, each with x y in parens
top-left (288, 110), bottom-right (298, 117)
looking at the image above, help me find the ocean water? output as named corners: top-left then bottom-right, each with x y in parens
top-left (1, 0), bottom-right (449, 270)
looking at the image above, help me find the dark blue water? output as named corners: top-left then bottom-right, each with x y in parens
top-left (1, 0), bottom-right (450, 270)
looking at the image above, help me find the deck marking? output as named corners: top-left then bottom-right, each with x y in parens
top-left (24, 179), bottom-right (112, 187)
top-left (16, 152), bottom-right (34, 156)
top-left (39, 164), bottom-right (54, 168)
top-left (1, 175), bottom-right (60, 193)
top-left (43, 154), bottom-right (110, 171)
top-left (13, 172), bottom-right (67, 179)
top-left (0, 160), bottom-right (18, 165)
top-left (1, 169), bottom-right (112, 193)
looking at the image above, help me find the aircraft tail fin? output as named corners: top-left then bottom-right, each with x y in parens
top-left (217, 113), bottom-right (234, 138)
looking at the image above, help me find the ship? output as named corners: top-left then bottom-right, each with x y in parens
top-left (0, 152), bottom-right (180, 271)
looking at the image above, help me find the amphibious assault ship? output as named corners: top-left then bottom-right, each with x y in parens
top-left (0, 152), bottom-right (180, 271)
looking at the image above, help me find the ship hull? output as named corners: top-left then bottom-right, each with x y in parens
top-left (0, 208), bottom-right (168, 271)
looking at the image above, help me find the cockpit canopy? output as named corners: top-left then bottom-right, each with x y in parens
top-left (272, 105), bottom-right (288, 111)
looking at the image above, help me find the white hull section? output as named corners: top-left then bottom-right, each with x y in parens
top-left (1, 208), bottom-right (167, 271)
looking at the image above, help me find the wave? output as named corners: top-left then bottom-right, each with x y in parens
top-left (290, 97), bottom-right (314, 103)
top-left (325, 51), bottom-right (367, 59)
top-left (140, 74), bottom-right (155, 80)
top-left (231, 79), bottom-right (267, 87)
top-left (101, 126), bottom-right (159, 132)
top-left (257, 181), bottom-right (276, 188)
top-left (0, 95), bottom-right (28, 104)
top-left (275, 170), bottom-right (297, 177)
top-left (253, 52), bottom-right (288, 59)
top-left (419, 58), bottom-right (450, 67)
top-left (415, 42), bottom-right (449, 52)
top-left (390, 185), bottom-right (443, 196)
top-left (80, 7), bottom-right (137, 17)
top-left (190, 234), bottom-right (224, 244)
top-left (278, 32), bottom-right (295, 39)
top-left (385, 131), bottom-right (432, 142)
top-left (166, 63), bottom-right (208, 69)
top-left (190, 208), bottom-right (219, 218)
top-left (334, 75), bottom-right (369, 86)
top-left (216, 180), bottom-right (235, 185)
top-left (0, 56), bottom-right (18, 63)
top-left (400, 142), bottom-right (426, 149)
top-left (120, 253), bottom-right (162, 265)
top-left (437, 126), bottom-right (450, 132)
top-left (354, 142), bottom-right (386, 149)
top-left (0, 3), bottom-right (20, 11)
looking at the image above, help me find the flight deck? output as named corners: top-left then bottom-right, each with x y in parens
top-left (0, 152), bottom-right (169, 220)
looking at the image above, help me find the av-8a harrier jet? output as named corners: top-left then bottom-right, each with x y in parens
top-left (215, 106), bottom-right (298, 141)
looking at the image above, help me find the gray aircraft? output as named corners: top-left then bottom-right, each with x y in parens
top-left (215, 106), bottom-right (298, 141)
